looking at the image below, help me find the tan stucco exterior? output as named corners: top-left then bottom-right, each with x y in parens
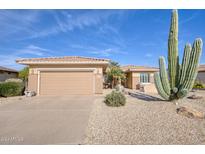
top-left (125, 72), bottom-right (157, 93)
top-left (126, 72), bottom-right (132, 89)
top-left (28, 74), bottom-right (38, 92)
top-left (27, 64), bottom-right (106, 95)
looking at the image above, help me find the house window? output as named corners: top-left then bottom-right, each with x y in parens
top-left (140, 73), bottom-right (150, 83)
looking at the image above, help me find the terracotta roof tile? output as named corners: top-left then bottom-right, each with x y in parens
top-left (121, 65), bottom-right (159, 72)
top-left (16, 56), bottom-right (110, 65)
top-left (122, 64), bottom-right (205, 72)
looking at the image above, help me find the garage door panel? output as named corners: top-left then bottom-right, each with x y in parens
top-left (40, 71), bottom-right (94, 95)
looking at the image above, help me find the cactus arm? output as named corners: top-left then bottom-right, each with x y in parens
top-left (159, 56), bottom-right (171, 95)
top-left (168, 9), bottom-right (179, 90)
top-left (187, 39), bottom-right (203, 91)
top-left (154, 72), bottom-right (170, 100)
top-left (176, 63), bottom-right (181, 85)
top-left (182, 39), bottom-right (203, 91)
top-left (179, 44), bottom-right (191, 86)
top-left (188, 73), bottom-right (198, 91)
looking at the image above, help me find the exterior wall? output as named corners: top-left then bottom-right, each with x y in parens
top-left (28, 74), bottom-right (38, 92)
top-left (95, 73), bottom-right (103, 94)
top-left (143, 84), bottom-right (158, 94)
top-left (132, 73), bottom-right (140, 89)
top-left (95, 66), bottom-right (103, 94)
top-left (27, 64), bottom-right (104, 95)
top-left (149, 73), bottom-right (155, 83)
top-left (0, 71), bottom-right (18, 82)
top-left (126, 72), bottom-right (132, 89)
top-left (126, 71), bottom-right (157, 93)
top-left (196, 71), bottom-right (205, 84)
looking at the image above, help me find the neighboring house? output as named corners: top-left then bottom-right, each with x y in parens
top-left (121, 65), bottom-right (159, 93)
top-left (16, 56), bottom-right (109, 96)
top-left (0, 66), bottom-right (18, 82)
top-left (196, 64), bottom-right (205, 84)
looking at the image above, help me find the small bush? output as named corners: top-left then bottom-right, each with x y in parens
top-left (5, 78), bottom-right (23, 83)
top-left (193, 81), bottom-right (205, 89)
top-left (104, 90), bottom-right (126, 107)
top-left (0, 82), bottom-right (24, 97)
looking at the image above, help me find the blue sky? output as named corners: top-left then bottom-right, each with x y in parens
top-left (0, 9), bottom-right (204, 70)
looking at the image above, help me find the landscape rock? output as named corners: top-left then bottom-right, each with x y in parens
top-left (24, 91), bottom-right (36, 97)
top-left (176, 106), bottom-right (205, 119)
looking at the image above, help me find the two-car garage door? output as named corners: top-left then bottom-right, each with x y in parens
top-left (39, 71), bottom-right (94, 95)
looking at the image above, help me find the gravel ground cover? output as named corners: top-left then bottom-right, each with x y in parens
top-left (84, 90), bottom-right (205, 144)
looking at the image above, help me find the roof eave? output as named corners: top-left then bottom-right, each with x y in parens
top-left (127, 69), bottom-right (159, 72)
top-left (16, 61), bottom-right (109, 65)
top-left (0, 70), bottom-right (18, 73)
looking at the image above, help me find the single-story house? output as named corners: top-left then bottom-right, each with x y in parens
top-left (196, 64), bottom-right (205, 84)
top-left (0, 66), bottom-right (18, 82)
top-left (121, 65), bottom-right (159, 93)
top-left (16, 56), bottom-right (109, 96)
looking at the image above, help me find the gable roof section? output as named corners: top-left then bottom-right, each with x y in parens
top-left (16, 56), bottom-right (110, 65)
top-left (0, 66), bottom-right (18, 73)
top-left (121, 65), bottom-right (159, 72)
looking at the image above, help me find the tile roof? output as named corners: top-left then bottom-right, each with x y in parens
top-left (16, 56), bottom-right (110, 65)
top-left (121, 65), bottom-right (159, 72)
top-left (0, 66), bottom-right (18, 73)
top-left (122, 64), bottom-right (205, 72)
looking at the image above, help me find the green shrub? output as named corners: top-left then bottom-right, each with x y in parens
top-left (193, 81), bottom-right (205, 89)
top-left (104, 90), bottom-right (126, 107)
top-left (0, 82), bottom-right (24, 97)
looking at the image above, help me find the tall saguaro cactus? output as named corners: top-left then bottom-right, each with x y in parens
top-left (154, 10), bottom-right (203, 101)
top-left (168, 10), bottom-right (179, 89)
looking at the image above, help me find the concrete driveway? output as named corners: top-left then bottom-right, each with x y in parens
top-left (0, 95), bottom-right (95, 145)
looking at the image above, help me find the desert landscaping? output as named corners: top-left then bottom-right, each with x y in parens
top-left (84, 89), bottom-right (205, 144)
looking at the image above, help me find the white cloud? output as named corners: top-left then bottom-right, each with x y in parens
top-left (145, 53), bottom-right (152, 58)
top-left (179, 11), bottom-right (200, 25)
top-left (18, 45), bottom-right (52, 56)
top-left (30, 10), bottom-right (125, 39)
top-left (97, 24), bottom-right (126, 49)
top-left (98, 24), bottom-right (119, 35)
top-left (0, 10), bottom-right (126, 41)
top-left (89, 48), bottom-right (127, 57)
top-left (0, 10), bottom-right (40, 41)
top-left (69, 42), bottom-right (127, 57)
top-left (55, 10), bottom-right (118, 31)
top-left (0, 45), bottom-right (53, 70)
